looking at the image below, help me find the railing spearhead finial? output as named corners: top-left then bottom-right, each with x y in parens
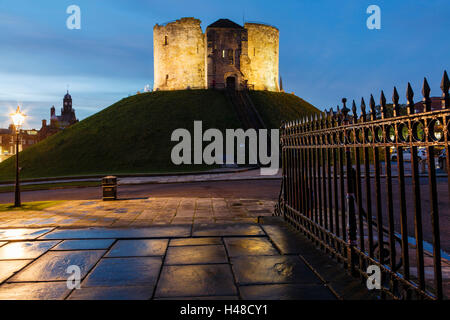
top-left (341, 98), bottom-right (349, 118)
top-left (360, 97), bottom-right (367, 121)
top-left (351, 100), bottom-right (357, 122)
top-left (336, 105), bottom-right (342, 124)
top-left (441, 70), bottom-right (450, 109)
top-left (406, 82), bottom-right (414, 114)
top-left (441, 70), bottom-right (450, 92)
top-left (319, 112), bottom-right (325, 128)
top-left (392, 86), bottom-right (400, 117)
top-left (369, 94), bottom-right (376, 120)
top-left (329, 107), bottom-right (335, 126)
top-left (422, 77), bottom-right (431, 99)
top-left (392, 86), bottom-right (399, 104)
top-left (380, 90), bottom-right (387, 119)
top-left (422, 77), bottom-right (431, 112)
top-left (324, 110), bottom-right (330, 128)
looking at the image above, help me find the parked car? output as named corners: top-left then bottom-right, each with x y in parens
top-left (390, 148), bottom-right (426, 162)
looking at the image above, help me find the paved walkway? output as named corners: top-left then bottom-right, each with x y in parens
top-left (0, 220), bottom-right (354, 300)
top-left (0, 198), bottom-right (276, 228)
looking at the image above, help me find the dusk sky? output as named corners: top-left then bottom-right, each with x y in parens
top-left (0, 0), bottom-right (449, 129)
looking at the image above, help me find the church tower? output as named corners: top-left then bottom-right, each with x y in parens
top-left (63, 90), bottom-right (72, 113)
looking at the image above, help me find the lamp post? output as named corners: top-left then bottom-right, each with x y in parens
top-left (10, 106), bottom-right (26, 207)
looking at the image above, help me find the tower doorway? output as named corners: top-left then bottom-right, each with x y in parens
top-left (226, 76), bottom-right (236, 90)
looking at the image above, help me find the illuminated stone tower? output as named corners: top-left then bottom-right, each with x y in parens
top-left (153, 18), bottom-right (206, 91)
top-left (153, 17), bottom-right (280, 92)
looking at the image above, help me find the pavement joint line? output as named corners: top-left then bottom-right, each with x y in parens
top-left (221, 235), bottom-right (242, 300)
top-left (258, 218), bottom-right (283, 256)
top-left (152, 235), bottom-right (172, 300)
top-left (297, 253), bottom-right (343, 300)
top-left (64, 238), bottom-right (118, 300)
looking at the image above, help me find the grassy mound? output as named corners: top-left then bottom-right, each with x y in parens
top-left (0, 90), bottom-right (319, 180)
top-left (249, 91), bottom-right (319, 129)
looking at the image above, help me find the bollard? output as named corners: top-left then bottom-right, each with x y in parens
top-left (102, 176), bottom-right (117, 201)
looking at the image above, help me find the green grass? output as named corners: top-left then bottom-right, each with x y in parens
top-left (0, 201), bottom-right (65, 212)
top-left (0, 90), bottom-right (319, 181)
top-left (249, 91), bottom-right (320, 129)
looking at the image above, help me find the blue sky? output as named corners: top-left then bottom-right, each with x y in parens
top-left (0, 0), bottom-right (449, 128)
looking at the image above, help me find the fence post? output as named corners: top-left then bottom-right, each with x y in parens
top-left (341, 99), bottom-right (358, 275)
top-left (347, 167), bottom-right (358, 276)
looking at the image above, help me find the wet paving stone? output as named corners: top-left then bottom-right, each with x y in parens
top-left (68, 286), bottom-right (153, 300)
top-left (239, 283), bottom-right (336, 300)
top-left (192, 224), bottom-right (264, 237)
top-left (155, 264), bottom-right (237, 298)
top-left (224, 237), bottom-right (279, 257)
top-left (0, 282), bottom-right (71, 300)
top-left (169, 238), bottom-right (222, 247)
top-left (0, 260), bottom-right (32, 283)
top-left (52, 239), bottom-right (115, 251)
top-left (165, 245), bottom-right (228, 265)
top-left (40, 226), bottom-right (191, 240)
top-left (9, 250), bottom-right (105, 282)
top-left (261, 224), bottom-right (304, 254)
top-left (106, 239), bottom-right (168, 257)
top-left (231, 256), bottom-right (321, 285)
top-left (0, 228), bottom-right (54, 241)
top-left (82, 257), bottom-right (162, 287)
top-left (0, 241), bottom-right (60, 260)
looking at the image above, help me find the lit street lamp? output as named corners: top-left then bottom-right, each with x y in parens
top-left (10, 106), bottom-right (26, 207)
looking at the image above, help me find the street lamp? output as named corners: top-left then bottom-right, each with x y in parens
top-left (10, 106), bottom-right (26, 207)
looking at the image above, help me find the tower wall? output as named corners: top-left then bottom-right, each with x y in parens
top-left (243, 23), bottom-right (279, 92)
top-left (153, 18), bottom-right (206, 91)
top-left (206, 26), bottom-right (247, 89)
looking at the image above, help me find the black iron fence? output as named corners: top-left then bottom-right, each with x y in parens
top-left (276, 71), bottom-right (450, 300)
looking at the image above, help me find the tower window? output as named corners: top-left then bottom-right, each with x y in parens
top-left (165, 74), bottom-right (169, 85)
top-left (164, 36), bottom-right (168, 46)
top-left (226, 49), bottom-right (234, 65)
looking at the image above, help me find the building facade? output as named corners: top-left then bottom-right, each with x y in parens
top-left (0, 125), bottom-right (39, 163)
top-left (153, 18), bottom-right (280, 92)
top-left (39, 91), bottom-right (78, 140)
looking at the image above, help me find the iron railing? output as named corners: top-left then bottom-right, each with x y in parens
top-left (276, 71), bottom-right (450, 300)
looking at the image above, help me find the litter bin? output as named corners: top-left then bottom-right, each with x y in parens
top-left (102, 176), bottom-right (117, 201)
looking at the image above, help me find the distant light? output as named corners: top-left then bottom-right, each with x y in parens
top-left (10, 106), bottom-right (26, 127)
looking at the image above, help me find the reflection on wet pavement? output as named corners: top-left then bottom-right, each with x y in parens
top-left (0, 220), bottom-right (387, 300)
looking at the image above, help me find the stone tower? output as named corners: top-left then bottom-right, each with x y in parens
top-left (153, 18), bottom-right (206, 91)
top-left (206, 19), bottom-right (248, 90)
top-left (153, 17), bottom-right (280, 92)
top-left (243, 23), bottom-right (279, 91)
